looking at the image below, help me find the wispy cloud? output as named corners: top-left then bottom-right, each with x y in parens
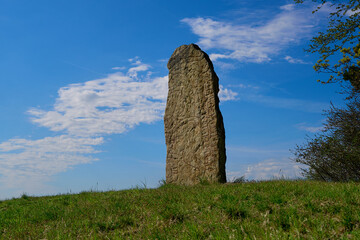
top-left (296, 123), bottom-right (323, 133)
top-left (62, 61), bottom-right (106, 76)
top-left (244, 158), bottom-right (304, 180)
top-left (0, 135), bottom-right (103, 197)
top-left (346, 8), bottom-right (360, 16)
top-left (182, 4), bottom-right (319, 63)
top-left (227, 83), bottom-right (260, 90)
top-left (280, 4), bottom-right (296, 11)
top-left (219, 85), bottom-right (238, 101)
top-left (240, 93), bottom-right (327, 113)
top-left (284, 55), bottom-right (310, 64)
top-left (28, 73), bottom-right (168, 137)
top-left (127, 59), bottom-right (151, 79)
top-left (227, 146), bottom-right (288, 154)
top-left (215, 61), bottom-right (236, 70)
top-left (112, 66), bottom-right (126, 70)
top-left (227, 158), bottom-right (304, 181)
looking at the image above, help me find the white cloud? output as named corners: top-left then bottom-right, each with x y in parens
top-left (0, 135), bottom-right (103, 153)
top-left (215, 61), bottom-right (236, 70)
top-left (245, 158), bottom-right (304, 180)
top-left (284, 55), bottom-right (310, 64)
top-left (127, 61), bottom-right (151, 79)
top-left (280, 4), bottom-right (296, 11)
top-left (0, 135), bottom-right (103, 197)
top-left (223, 79), bottom-right (327, 113)
top-left (182, 4), bottom-right (318, 63)
top-left (346, 8), bottom-right (360, 16)
top-left (112, 66), bottom-right (126, 70)
top-left (227, 83), bottom-right (260, 90)
top-left (228, 158), bottom-right (305, 181)
top-left (157, 58), bottom-right (169, 63)
top-left (128, 56), bottom-right (140, 63)
top-left (227, 146), bottom-right (288, 154)
top-left (241, 93), bottom-right (327, 113)
top-left (219, 85), bottom-right (238, 101)
top-left (296, 123), bottom-right (323, 133)
top-left (28, 73), bottom-right (168, 137)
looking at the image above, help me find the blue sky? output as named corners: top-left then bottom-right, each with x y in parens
top-left (0, 0), bottom-right (344, 199)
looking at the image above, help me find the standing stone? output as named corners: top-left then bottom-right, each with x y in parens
top-left (164, 44), bottom-right (226, 185)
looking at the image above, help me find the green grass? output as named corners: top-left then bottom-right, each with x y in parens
top-left (1, 181), bottom-right (360, 239)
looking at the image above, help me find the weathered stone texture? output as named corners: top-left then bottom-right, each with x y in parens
top-left (164, 44), bottom-right (226, 185)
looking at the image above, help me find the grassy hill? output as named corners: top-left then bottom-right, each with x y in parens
top-left (1, 180), bottom-right (360, 239)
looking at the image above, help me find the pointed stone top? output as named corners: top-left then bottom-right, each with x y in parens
top-left (167, 44), bottom-right (214, 71)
